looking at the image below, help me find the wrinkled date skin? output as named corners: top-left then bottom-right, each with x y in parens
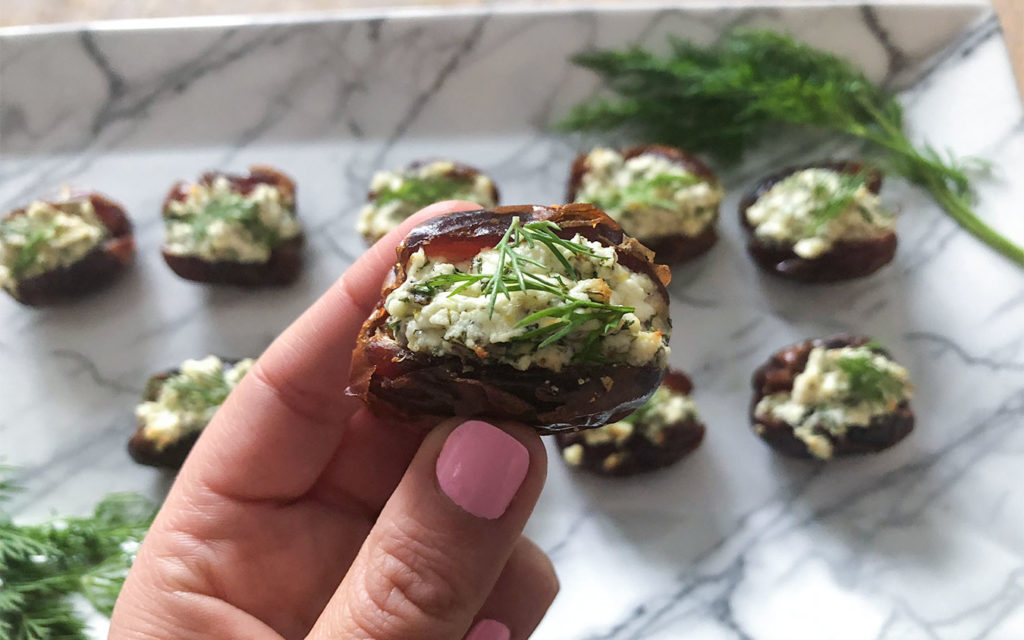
top-left (348, 203), bottom-right (672, 434)
top-left (555, 368), bottom-right (706, 476)
top-left (127, 358), bottom-right (242, 469)
top-left (739, 161), bottom-right (897, 283)
top-left (567, 144), bottom-right (720, 265)
top-left (161, 165), bottom-right (303, 287)
top-left (4, 193), bottom-right (134, 306)
top-left (750, 334), bottom-right (914, 459)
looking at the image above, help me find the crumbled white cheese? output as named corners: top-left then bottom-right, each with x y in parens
top-left (135, 356), bottom-right (255, 450)
top-left (0, 199), bottom-right (108, 292)
top-left (562, 381), bottom-right (700, 468)
top-left (754, 345), bottom-right (912, 459)
top-left (562, 443), bottom-right (585, 467)
top-left (385, 228), bottom-right (670, 372)
top-left (357, 160), bottom-right (497, 243)
top-left (164, 177), bottom-right (300, 263)
top-left (574, 148), bottom-right (723, 240)
top-left (744, 168), bottom-right (895, 259)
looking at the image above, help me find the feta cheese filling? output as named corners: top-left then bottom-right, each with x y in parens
top-left (574, 148), bottom-right (723, 241)
top-left (754, 345), bottom-right (912, 459)
top-left (163, 176), bottom-right (300, 263)
top-left (745, 168), bottom-right (896, 259)
top-left (358, 160), bottom-right (498, 243)
top-left (0, 199), bottom-right (108, 292)
top-left (563, 382), bottom-right (699, 470)
top-left (384, 219), bottom-right (670, 372)
top-left (135, 356), bottom-right (254, 451)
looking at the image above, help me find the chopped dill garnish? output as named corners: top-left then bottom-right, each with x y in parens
top-left (806, 171), bottom-right (869, 230)
top-left (174, 194), bottom-right (280, 249)
top-left (584, 172), bottom-right (701, 213)
top-left (162, 368), bottom-right (234, 408)
top-left (375, 174), bottom-right (477, 209)
top-left (837, 351), bottom-right (904, 404)
top-left (415, 217), bottom-right (636, 361)
top-left (1, 221), bottom-right (56, 280)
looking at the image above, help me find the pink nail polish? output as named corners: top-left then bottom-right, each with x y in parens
top-left (436, 420), bottom-right (529, 520)
top-left (465, 618), bottom-right (511, 640)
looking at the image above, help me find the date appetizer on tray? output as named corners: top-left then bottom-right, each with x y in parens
top-left (129, 355), bottom-right (254, 469)
top-left (556, 368), bottom-right (705, 476)
top-left (161, 165), bottom-right (303, 286)
top-left (568, 145), bottom-right (723, 264)
top-left (739, 162), bottom-right (897, 282)
top-left (0, 192), bottom-right (134, 305)
top-left (349, 203), bottom-right (672, 433)
top-left (751, 335), bottom-right (914, 460)
top-left (358, 159), bottom-right (499, 244)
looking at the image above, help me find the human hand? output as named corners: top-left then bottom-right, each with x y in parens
top-left (109, 201), bottom-right (558, 640)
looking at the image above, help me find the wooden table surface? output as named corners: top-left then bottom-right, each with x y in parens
top-left (3, 0), bottom-right (1022, 94)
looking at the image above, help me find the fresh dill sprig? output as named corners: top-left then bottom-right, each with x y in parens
top-left (415, 217), bottom-right (634, 359)
top-left (163, 369), bottom-right (233, 409)
top-left (584, 172), bottom-right (701, 213)
top-left (0, 219), bottom-right (57, 281)
top-left (182, 195), bottom-right (280, 248)
top-left (560, 29), bottom-right (1023, 267)
top-left (806, 171), bottom-right (870, 230)
top-left (837, 351), bottom-right (904, 404)
top-left (0, 468), bottom-right (156, 640)
top-left (375, 175), bottom-right (476, 209)
top-left (515, 299), bottom-right (635, 351)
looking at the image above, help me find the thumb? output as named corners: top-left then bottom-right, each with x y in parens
top-left (307, 419), bottom-right (548, 640)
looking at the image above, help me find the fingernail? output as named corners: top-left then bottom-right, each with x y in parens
top-left (436, 420), bottom-right (529, 520)
top-left (465, 619), bottom-right (511, 640)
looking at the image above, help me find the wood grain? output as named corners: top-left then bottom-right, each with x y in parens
top-left (993, 0), bottom-right (1023, 96)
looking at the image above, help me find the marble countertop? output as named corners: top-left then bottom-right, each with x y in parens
top-left (2, 3), bottom-right (1023, 638)
top-left (3, 1), bottom-right (1022, 95)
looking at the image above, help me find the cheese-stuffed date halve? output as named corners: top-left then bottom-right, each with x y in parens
top-left (358, 159), bottom-right (499, 245)
top-left (555, 368), bottom-right (705, 476)
top-left (739, 162), bottom-right (896, 282)
top-left (751, 335), bottom-right (914, 460)
top-left (349, 204), bottom-right (673, 433)
top-left (568, 145), bottom-right (723, 264)
top-left (161, 165), bottom-right (303, 286)
top-left (0, 192), bottom-right (134, 305)
top-left (128, 355), bottom-right (254, 469)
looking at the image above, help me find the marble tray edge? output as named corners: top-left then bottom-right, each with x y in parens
top-left (0, 0), bottom-right (991, 39)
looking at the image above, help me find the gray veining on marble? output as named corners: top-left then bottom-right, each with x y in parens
top-left (2, 3), bottom-right (1023, 639)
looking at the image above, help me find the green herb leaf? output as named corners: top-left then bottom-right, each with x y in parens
top-left (584, 171), bottom-right (701, 213)
top-left (560, 29), bottom-right (1024, 267)
top-left (836, 351), bottom-right (904, 404)
top-left (0, 468), bottom-right (156, 639)
top-left (375, 175), bottom-right (477, 209)
top-left (414, 218), bottom-right (633, 359)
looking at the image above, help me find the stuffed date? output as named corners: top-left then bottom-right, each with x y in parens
top-left (129, 355), bottom-right (254, 469)
top-left (739, 162), bottom-right (896, 282)
top-left (555, 368), bottom-right (705, 475)
top-left (751, 335), bottom-right (914, 460)
top-left (0, 192), bottom-right (134, 305)
top-left (349, 203), bottom-right (673, 433)
top-left (568, 145), bottom-right (722, 264)
top-left (161, 165), bottom-right (303, 286)
top-left (358, 159), bottom-right (499, 245)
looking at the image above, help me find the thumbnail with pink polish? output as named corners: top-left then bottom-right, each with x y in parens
top-left (436, 420), bottom-right (529, 520)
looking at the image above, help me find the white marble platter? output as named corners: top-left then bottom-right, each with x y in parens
top-left (2, 2), bottom-right (1024, 638)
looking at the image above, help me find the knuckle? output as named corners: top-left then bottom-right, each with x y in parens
top-left (353, 520), bottom-right (472, 638)
top-left (248, 360), bottom-right (343, 425)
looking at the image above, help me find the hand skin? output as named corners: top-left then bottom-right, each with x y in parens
top-left (109, 201), bottom-right (559, 640)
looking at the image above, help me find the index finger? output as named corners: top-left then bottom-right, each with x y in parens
top-left (183, 201), bottom-right (486, 502)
